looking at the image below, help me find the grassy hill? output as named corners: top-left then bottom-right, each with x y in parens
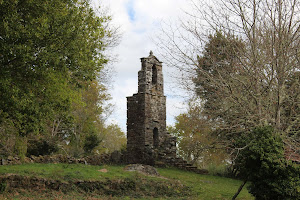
top-left (0, 163), bottom-right (254, 200)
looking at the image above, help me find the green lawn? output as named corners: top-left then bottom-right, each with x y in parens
top-left (0, 163), bottom-right (130, 181)
top-left (0, 163), bottom-right (254, 200)
top-left (158, 168), bottom-right (253, 200)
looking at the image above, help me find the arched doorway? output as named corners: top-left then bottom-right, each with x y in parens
top-left (153, 127), bottom-right (159, 148)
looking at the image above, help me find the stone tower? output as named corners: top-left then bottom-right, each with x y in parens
top-left (127, 51), bottom-right (168, 164)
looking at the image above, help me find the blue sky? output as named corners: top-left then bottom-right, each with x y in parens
top-left (126, 0), bottom-right (136, 21)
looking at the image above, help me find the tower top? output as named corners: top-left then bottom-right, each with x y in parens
top-left (149, 50), bottom-right (153, 56)
top-left (140, 51), bottom-right (162, 64)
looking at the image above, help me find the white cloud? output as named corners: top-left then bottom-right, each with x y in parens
top-left (97, 0), bottom-right (192, 131)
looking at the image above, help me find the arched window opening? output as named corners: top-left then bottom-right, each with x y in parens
top-left (153, 127), bottom-right (159, 148)
top-left (152, 65), bottom-right (157, 84)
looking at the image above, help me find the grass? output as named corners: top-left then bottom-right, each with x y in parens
top-left (158, 168), bottom-right (253, 200)
top-left (0, 163), bottom-right (254, 200)
top-left (0, 163), bottom-right (130, 181)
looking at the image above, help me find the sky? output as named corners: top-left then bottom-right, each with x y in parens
top-left (94, 0), bottom-right (193, 131)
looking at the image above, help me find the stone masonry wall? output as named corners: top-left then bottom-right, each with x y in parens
top-left (126, 94), bottom-right (145, 164)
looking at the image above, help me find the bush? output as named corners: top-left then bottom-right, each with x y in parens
top-left (83, 133), bottom-right (100, 154)
top-left (207, 163), bottom-right (229, 176)
top-left (14, 136), bottom-right (28, 159)
top-left (27, 139), bottom-right (58, 156)
top-left (233, 126), bottom-right (300, 200)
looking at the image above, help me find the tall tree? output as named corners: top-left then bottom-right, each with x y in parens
top-left (194, 31), bottom-right (247, 135)
top-left (155, 0), bottom-right (300, 149)
top-left (0, 0), bottom-right (117, 156)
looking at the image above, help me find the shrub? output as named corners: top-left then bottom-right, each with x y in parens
top-left (83, 133), bottom-right (100, 154)
top-left (14, 136), bottom-right (28, 159)
top-left (233, 126), bottom-right (300, 200)
top-left (27, 139), bottom-right (58, 156)
top-left (207, 163), bottom-right (229, 176)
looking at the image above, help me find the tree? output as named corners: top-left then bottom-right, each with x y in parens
top-left (83, 133), bottom-right (101, 154)
top-left (155, 0), bottom-right (300, 148)
top-left (168, 99), bottom-right (227, 168)
top-left (65, 80), bottom-right (111, 157)
top-left (194, 31), bottom-right (247, 137)
top-left (232, 126), bottom-right (300, 200)
top-left (0, 0), bottom-right (118, 157)
top-left (99, 124), bottom-right (126, 153)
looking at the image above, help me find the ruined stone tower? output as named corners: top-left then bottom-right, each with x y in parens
top-left (127, 51), bottom-right (170, 164)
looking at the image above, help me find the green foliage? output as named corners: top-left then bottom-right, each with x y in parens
top-left (0, 0), bottom-right (118, 158)
top-left (0, 117), bottom-right (17, 157)
top-left (14, 136), bottom-right (28, 160)
top-left (0, 0), bottom-right (111, 136)
top-left (64, 80), bottom-right (110, 157)
top-left (234, 126), bottom-right (300, 200)
top-left (168, 99), bottom-right (227, 168)
top-left (83, 133), bottom-right (100, 154)
top-left (206, 163), bottom-right (229, 177)
top-left (99, 124), bottom-right (126, 153)
top-left (194, 31), bottom-right (245, 128)
top-left (27, 139), bottom-right (58, 156)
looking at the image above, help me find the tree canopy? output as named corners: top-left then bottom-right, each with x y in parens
top-left (0, 0), bottom-right (123, 157)
top-left (156, 0), bottom-right (300, 149)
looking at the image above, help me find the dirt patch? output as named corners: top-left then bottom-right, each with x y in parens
top-left (98, 169), bottom-right (108, 173)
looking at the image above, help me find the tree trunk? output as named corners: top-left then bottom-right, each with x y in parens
top-left (232, 179), bottom-right (247, 200)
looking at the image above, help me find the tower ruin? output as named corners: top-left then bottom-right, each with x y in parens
top-left (126, 51), bottom-right (175, 164)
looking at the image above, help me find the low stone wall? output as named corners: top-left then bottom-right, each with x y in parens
top-left (0, 151), bottom-right (208, 174)
top-left (0, 151), bottom-right (126, 166)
